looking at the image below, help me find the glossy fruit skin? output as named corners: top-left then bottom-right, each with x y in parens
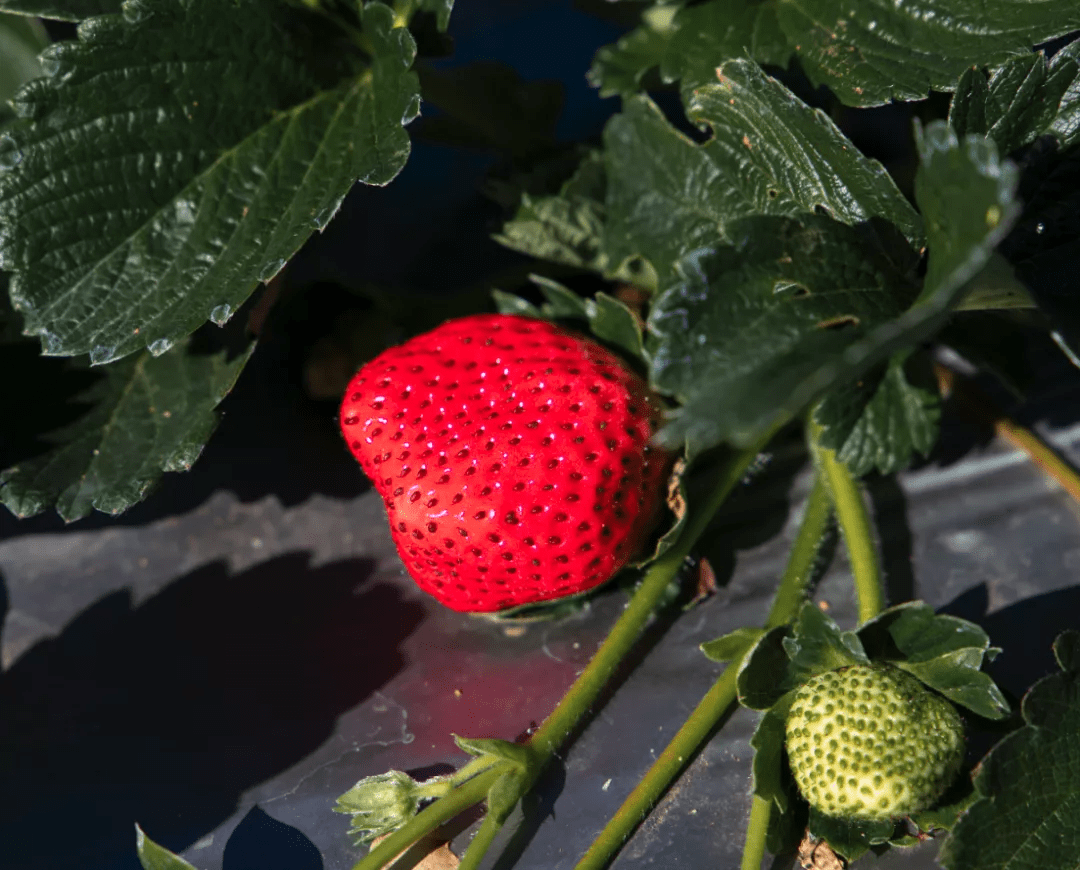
top-left (784, 664), bottom-right (965, 821)
top-left (339, 313), bottom-right (672, 612)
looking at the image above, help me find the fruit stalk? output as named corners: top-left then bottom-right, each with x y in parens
top-left (809, 420), bottom-right (884, 622)
top-left (573, 473), bottom-right (833, 870)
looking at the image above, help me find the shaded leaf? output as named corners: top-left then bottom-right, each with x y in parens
top-left (647, 213), bottom-right (917, 452)
top-left (0, 0), bottom-right (116, 21)
top-left (750, 700), bottom-right (794, 811)
top-left (415, 0), bottom-right (454, 31)
top-left (738, 625), bottom-right (795, 711)
top-left (587, 3), bottom-right (675, 98)
top-left (590, 0), bottom-right (1080, 108)
top-left (486, 767), bottom-right (527, 825)
top-left (813, 350), bottom-right (940, 477)
top-left (0, 336), bottom-right (253, 521)
top-left (1, 0), bottom-right (419, 363)
top-left (940, 630), bottom-right (1080, 870)
top-left (135, 825), bottom-right (200, 870)
top-left (950, 44), bottom-right (1080, 155)
top-left (603, 61), bottom-right (921, 291)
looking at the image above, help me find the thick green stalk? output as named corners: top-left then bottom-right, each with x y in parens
top-left (809, 422), bottom-right (884, 622)
top-left (739, 795), bottom-right (772, 870)
top-left (573, 474), bottom-right (833, 870)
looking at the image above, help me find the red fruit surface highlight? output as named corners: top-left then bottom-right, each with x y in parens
top-left (339, 313), bottom-right (672, 612)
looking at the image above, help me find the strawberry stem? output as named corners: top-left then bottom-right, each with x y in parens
top-left (571, 473), bottom-right (833, 870)
top-left (740, 795), bottom-right (773, 870)
top-left (809, 420), bottom-right (884, 622)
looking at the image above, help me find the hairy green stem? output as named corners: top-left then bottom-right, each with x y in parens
top-left (351, 764), bottom-right (508, 870)
top-left (810, 422), bottom-right (884, 623)
top-left (740, 795), bottom-right (772, 870)
top-left (573, 473), bottom-right (832, 870)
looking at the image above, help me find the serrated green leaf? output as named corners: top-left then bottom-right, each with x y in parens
top-left (494, 151), bottom-right (652, 284)
top-left (650, 120), bottom-right (1018, 453)
top-left (0, 0), bottom-right (116, 21)
top-left (135, 825), bottom-right (200, 870)
top-left (700, 626), bottom-right (764, 663)
top-left (0, 12), bottom-right (47, 108)
top-left (1, 0), bottom-right (418, 363)
top-left (808, 809), bottom-right (897, 862)
top-left (0, 335), bottom-right (253, 521)
top-left (603, 62), bottom-right (922, 292)
top-left (647, 213), bottom-right (917, 452)
top-left (592, 0), bottom-right (1080, 108)
top-left (587, 3), bottom-right (677, 99)
top-left (814, 350), bottom-right (939, 477)
top-left (950, 45), bottom-right (1080, 155)
top-left (940, 630), bottom-right (1080, 870)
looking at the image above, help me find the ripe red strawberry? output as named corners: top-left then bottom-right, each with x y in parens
top-left (339, 313), bottom-right (672, 612)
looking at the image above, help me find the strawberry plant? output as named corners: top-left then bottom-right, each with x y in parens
top-left (1, 0), bottom-right (1080, 869)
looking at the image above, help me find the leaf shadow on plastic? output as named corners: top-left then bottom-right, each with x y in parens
top-left (0, 554), bottom-right (423, 870)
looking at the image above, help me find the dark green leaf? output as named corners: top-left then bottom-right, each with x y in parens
top-left (530, 275), bottom-right (588, 320)
top-left (909, 787), bottom-right (978, 835)
top-left (940, 631), bottom-right (1080, 870)
top-left (700, 626), bottom-right (764, 663)
top-left (0, 336), bottom-right (253, 521)
top-left (950, 44), bottom-right (1080, 155)
top-left (782, 602), bottom-right (868, 683)
top-left (0, 12), bottom-right (47, 108)
top-left (0, 0), bottom-right (116, 21)
top-left (647, 214), bottom-right (917, 452)
top-left (603, 62), bottom-right (921, 291)
top-left (814, 350), bottom-right (940, 477)
top-left (495, 151), bottom-right (648, 284)
top-left (1, 0), bottom-right (418, 363)
top-left (591, 0), bottom-right (1080, 108)
top-left (587, 4), bottom-right (676, 98)
top-left (808, 810), bottom-right (897, 862)
top-left (135, 825), bottom-right (199, 870)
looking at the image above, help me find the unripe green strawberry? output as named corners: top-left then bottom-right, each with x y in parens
top-left (784, 664), bottom-right (965, 821)
top-left (339, 313), bottom-right (672, 613)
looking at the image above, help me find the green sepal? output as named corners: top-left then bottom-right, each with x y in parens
top-left (807, 810), bottom-right (898, 862)
top-left (135, 824), bottom-right (200, 870)
top-left (857, 601), bottom-right (1010, 720)
top-left (453, 735), bottom-right (533, 771)
top-left (486, 767), bottom-right (529, 825)
top-left (749, 694), bottom-right (795, 812)
top-left (737, 625), bottom-right (794, 711)
top-left (491, 289), bottom-right (541, 318)
top-left (700, 626), bottom-right (764, 663)
top-left (333, 769), bottom-right (444, 846)
top-left (781, 602), bottom-right (869, 682)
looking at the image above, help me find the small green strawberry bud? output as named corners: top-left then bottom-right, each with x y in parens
top-left (784, 664), bottom-right (965, 821)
